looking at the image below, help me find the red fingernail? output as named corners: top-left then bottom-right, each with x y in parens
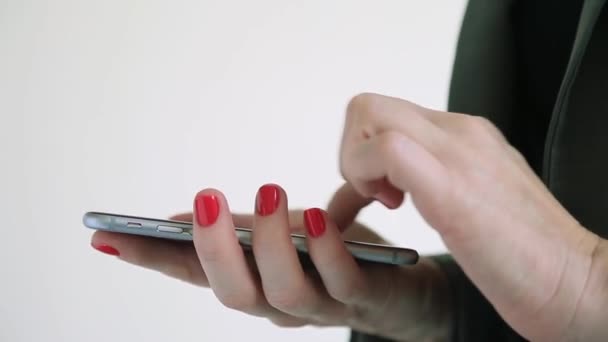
top-left (195, 193), bottom-right (220, 227)
top-left (92, 243), bottom-right (120, 256)
top-left (255, 184), bottom-right (281, 216)
top-left (304, 208), bottom-right (326, 238)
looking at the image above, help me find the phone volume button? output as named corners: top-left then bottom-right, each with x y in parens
top-left (157, 225), bottom-right (184, 233)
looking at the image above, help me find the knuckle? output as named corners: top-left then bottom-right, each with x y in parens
top-left (269, 317), bottom-right (307, 328)
top-left (346, 93), bottom-right (383, 128)
top-left (461, 116), bottom-right (510, 148)
top-left (470, 115), bottom-right (492, 126)
top-left (346, 92), bottom-right (378, 117)
top-left (507, 145), bottom-right (528, 164)
top-left (266, 290), bottom-right (301, 312)
top-left (217, 289), bottom-right (260, 312)
top-left (266, 286), bottom-right (312, 314)
top-left (328, 281), bottom-right (366, 304)
top-left (464, 115), bottom-right (497, 135)
top-left (196, 242), bottom-right (223, 264)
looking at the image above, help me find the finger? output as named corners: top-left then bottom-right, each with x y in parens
top-left (326, 183), bottom-right (390, 243)
top-left (325, 183), bottom-right (390, 243)
top-left (90, 230), bottom-right (208, 286)
top-left (342, 93), bottom-right (446, 155)
top-left (268, 315), bottom-right (336, 328)
top-left (341, 94), bottom-right (447, 200)
top-left (342, 131), bottom-right (452, 228)
top-left (267, 316), bottom-right (311, 328)
top-left (303, 208), bottom-right (371, 307)
top-left (369, 178), bottom-right (405, 209)
top-left (97, 210), bottom-right (295, 322)
top-left (326, 182), bottom-right (372, 232)
top-left (252, 184), bottom-right (346, 319)
top-left (192, 189), bottom-right (276, 317)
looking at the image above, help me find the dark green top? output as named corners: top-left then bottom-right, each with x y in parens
top-left (510, 0), bottom-right (583, 175)
top-left (352, 0), bottom-right (607, 340)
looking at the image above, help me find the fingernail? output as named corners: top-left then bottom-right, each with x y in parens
top-left (255, 184), bottom-right (281, 216)
top-left (92, 243), bottom-right (120, 256)
top-left (304, 208), bottom-right (326, 238)
top-left (195, 193), bottom-right (220, 227)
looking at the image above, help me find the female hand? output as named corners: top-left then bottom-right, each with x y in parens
top-left (339, 93), bottom-right (608, 341)
top-left (91, 183), bottom-right (452, 341)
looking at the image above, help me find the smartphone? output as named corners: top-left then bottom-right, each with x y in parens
top-left (83, 212), bottom-right (419, 265)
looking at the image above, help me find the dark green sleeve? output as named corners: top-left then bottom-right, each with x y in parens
top-left (350, 255), bottom-right (525, 342)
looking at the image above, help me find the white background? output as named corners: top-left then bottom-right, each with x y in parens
top-left (0, 1), bottom-right (466, 341)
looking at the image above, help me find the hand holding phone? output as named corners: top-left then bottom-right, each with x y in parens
top-left (85, 185), bottom-right (448, 341)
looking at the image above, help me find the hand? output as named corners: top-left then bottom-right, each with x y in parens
top-left (90, 183), bottom-right (452, 341)
top-left (339, 93), bottom-right (608, 341)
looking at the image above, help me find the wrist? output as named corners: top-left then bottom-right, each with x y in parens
top-left (567, 235), bottom-right (608, 341)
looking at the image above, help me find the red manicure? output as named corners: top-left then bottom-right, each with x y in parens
top-left (92, 243), bottom-right (120, 256)
top-left (255, 184), bottom-right (281, 216)
top-left (195, 193), bottom-right (220, 227)
top-left (304, 208), bottom-right (326, 238)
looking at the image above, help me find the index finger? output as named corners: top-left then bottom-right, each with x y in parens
top-left (326, 182), bottom-right (373, 232)
top-left (341, 93), bottom-right (446, 154)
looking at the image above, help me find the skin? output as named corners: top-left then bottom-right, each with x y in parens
top-left (92, 187), bottom-right (452, 341)
top-left (92, 93), bottom-right (608, 341)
